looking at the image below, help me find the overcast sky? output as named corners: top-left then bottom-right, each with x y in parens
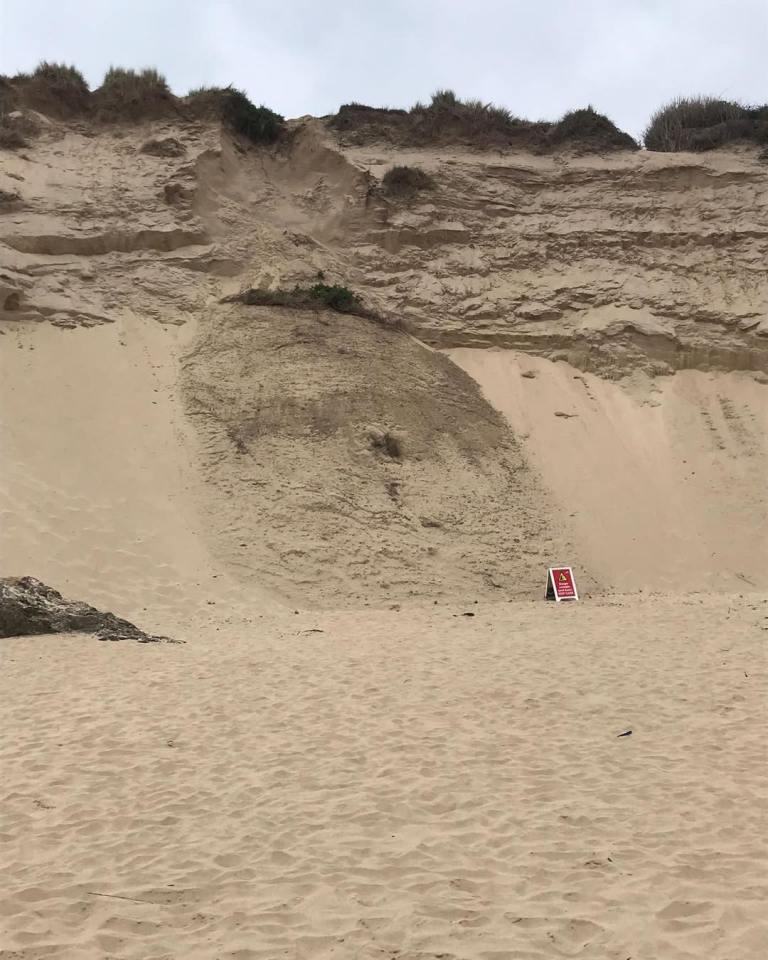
top-left (1, 0), bottom-right (765, 140)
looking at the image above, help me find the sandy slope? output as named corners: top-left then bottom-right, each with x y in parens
top-left (0, 318), bottom-right (276, 626)
top-left (449, 349), bottom-right (768, 592)
top-left (2, 595), bottom-right (767, 960)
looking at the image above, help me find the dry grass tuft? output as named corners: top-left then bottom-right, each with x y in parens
top-left (644, 97), bottom-right (768, 151)
top-left (408, 89), bottom-right (520, 145)
top-left (95, 67), bottom-right (175, 121)
top-left (19, 62), bottom-right (91, 117)
top-left (329, 89), bottom-right (636, 153)
top-left (382, 165), bottom-right (435, 197)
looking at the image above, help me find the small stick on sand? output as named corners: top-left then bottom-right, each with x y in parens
top-left (87, 892), bottom-right (158, 904)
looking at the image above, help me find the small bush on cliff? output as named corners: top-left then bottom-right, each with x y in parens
top-left (95, 67), bottom-right (175, 120)
top-left (548, 106), bottom-right (638, 151)
top-left (382, 165), bottom-right (435, 197)
top-left (644, 96), bottom-right (768, 151)
top-left (222, 89), bottom-right (284, 143)
top-left (225, 283), bottom-right (366, 315)
top-left (186, 85), bottom-right (284, 144)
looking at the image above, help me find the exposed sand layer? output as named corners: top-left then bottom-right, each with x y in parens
top-left (336, 137), bottom-right (768, 376)
top-left (2, 595), bottom-right (766, 960)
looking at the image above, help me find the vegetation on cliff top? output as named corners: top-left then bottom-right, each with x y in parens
top-left (0, 63), bottom-right (284, 145)
top-left (330, 90), bottom-right (638, 153)
top-left (186, 86), bottom-right (284, 143)
top-left (2, 63), bottom-right (767, 155)
top-left (644, 96), bottom-right (768, 151)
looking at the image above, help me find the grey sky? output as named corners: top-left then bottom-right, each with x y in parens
top-left (1, 0), bottom-right (765, 140)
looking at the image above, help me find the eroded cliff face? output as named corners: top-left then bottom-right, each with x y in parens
top-left (1, 112), bottom-right (766, 606)
top-left (336, 136), bottom-right (768, 377)
top-left (3, 116), bottom-right (766, 373)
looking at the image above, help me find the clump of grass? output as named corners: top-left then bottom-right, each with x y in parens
top-left (185, 85), bottom-right (284, 144)
top-left (330, 89), bottom-right (546, 149)
top-left (409, 89), bottom-right (519, 144)
top-left (95, 67), bottom-right (175, 121)
top-left (225, 283), bottom-right (367, 315)
top-left (21, 61), bottom-right (90, 116)
top-left (644, 96), bottom-right (768, 151)
top-left (548, 106), bottom-right (638, 151)
top-left (382, 164), bottom-right (435, 197)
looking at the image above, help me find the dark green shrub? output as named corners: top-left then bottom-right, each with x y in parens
top-left (221, 88), bottom-right (284, 143)
top-left (548, 106), bottom-right (638, 150)
top-left (224, 283), bottom-right (366, 316)
top-left (305, 283), bottom-right (360, 312)
top-left (184, 85), bottom-right (229, 118)
top-left (644, 96), bottom-right (768, 151)
top-left (185, 85), bottom-right (284, 144)
top-left (382, 165), bottom-right (435, 197)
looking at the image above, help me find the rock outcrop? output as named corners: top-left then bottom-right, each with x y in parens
top-left (0, 577), bottom-right (174, 642)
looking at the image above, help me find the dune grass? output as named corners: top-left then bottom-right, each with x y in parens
top-left (644, 96), bottom-right (768, 151)
top-left (95, 67), bottom-right (175, 120)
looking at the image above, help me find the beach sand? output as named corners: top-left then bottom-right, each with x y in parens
top-left (2, 595), bottom-right (766, 959)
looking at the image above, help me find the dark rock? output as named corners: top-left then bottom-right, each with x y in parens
top-left (0, 576), bottom-right (174, 643)
top-left (140, 137), bottom-right (186, 158)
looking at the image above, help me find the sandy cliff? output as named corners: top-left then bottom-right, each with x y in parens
top-left (1, 112), bottom-right (766, 608)
top-left (2, 101), bottom-right (768, 960)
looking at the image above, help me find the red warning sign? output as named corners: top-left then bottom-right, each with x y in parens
top-left (546, 566), bottom-right (579, 602)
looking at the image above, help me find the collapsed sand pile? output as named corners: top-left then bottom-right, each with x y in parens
top-left (182, 302), bottom-right (571, 604)
top-left (1, 104), bottom-right (766, 610)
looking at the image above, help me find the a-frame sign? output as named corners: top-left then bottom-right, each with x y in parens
top-left (546, 566), bottom-right (579, 602)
